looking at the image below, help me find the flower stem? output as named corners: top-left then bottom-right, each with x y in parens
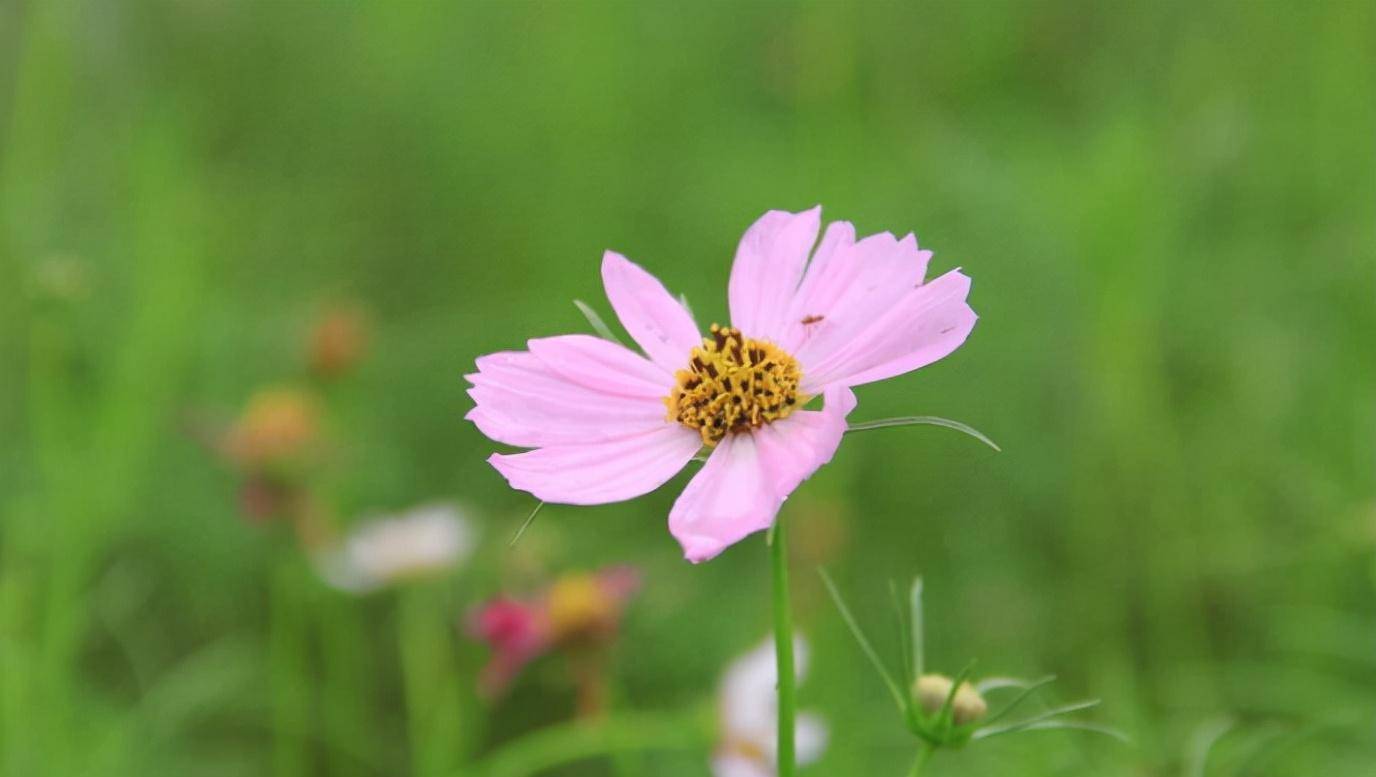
top-left (399, 586), bottom-right (468, 777)
top-left (771, 517), bottom-right (796, 777)
top-left (907, 744), bottom-right (934, 776)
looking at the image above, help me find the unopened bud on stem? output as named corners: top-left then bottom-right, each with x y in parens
top-left (915, 673), bottom-right (988, 726)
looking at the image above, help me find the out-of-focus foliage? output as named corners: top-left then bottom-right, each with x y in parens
top-left (1, 1), bottom-right (1372, 775)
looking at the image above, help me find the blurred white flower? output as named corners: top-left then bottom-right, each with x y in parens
top-left (713, 637), bottom-right (828, 777)
top-left (317, 503), bottom-right (476, 592)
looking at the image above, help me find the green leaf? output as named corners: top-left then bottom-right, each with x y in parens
top-left (819, 568), bottom-right (908, 713)
top-left (845, 416), bottom-right (1001, 451)
top-left (972, 676), bottom-right (1058, 728)
top-left (975, 676), bottom-right (1041, 695)
top-left (890, 580), bottom-right (914, 694)
top-left (573, 299), bottom-right (626, 345)
top-left (1185, 717), bottom-right (1234, 777)
top-left (973, 699), bottom-right (1102, 740)
top-left (909, 577), bottom-right (925, 680)
top-left (938, 661), bottom-right (977, 734)
top-left (995, 719), bottom-right (1131, 744)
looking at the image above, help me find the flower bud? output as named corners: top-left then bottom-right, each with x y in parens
top-left (915, 673), bottom-right (988, 726)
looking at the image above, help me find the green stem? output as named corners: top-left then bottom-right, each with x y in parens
top-left (399, 586), bottom-right (471, 777)
top-left (319, 594), bottom-right (370, 777)
top-left (771, 518), bottom-right (796, 777)
top-left (907, 744), bottom-right (934, 776)
top-left (270, 558), bottom-right (310, 777)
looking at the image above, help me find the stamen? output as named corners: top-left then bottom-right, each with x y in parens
top-left (665, 324), bottom-right (805, 446)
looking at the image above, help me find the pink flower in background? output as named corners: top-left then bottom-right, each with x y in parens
top-left (468, 207), bottom-right (976, 562)
top-left (470, 597), bottom-right (548, 697)
top-left (469, 566), bottom-right (641, 698)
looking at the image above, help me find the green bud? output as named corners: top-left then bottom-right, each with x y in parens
top-left (915, 673), bottom-right (988, 726)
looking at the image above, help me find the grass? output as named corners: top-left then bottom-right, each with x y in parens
top-left (2, 1), bottom-right (1373, 775)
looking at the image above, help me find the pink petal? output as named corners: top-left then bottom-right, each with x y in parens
top-left (467, 351), bottom-right (670, 447)
top-left (527, 334), bottom-right (673, 398)
top-left (800, 269), bottom-right (976, 392)
top-left (752, 386), bottom-right (856, 498)
top-left (489, 424), bottom-right (701, 506)
top-left (788, 230), bottom-right (931, 366)
top-left (668, 387), bottom-right (854, 563)
top-left (775, 220), bottom-right (856, 352)
top-left (601, 251), bottom-right (701, 373)
top-left (728, 207), bottom-right (821, 342)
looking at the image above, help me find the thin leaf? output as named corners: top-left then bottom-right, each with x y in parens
top-left (573, 299), bottom-right (625, 345)
top-left (972, 675), bottom-right (1057, 728)
top-left (819, 568), bottom-right (908, 713)
top-left (998, 719), bottom-right (1131, 744)
top-left (909, 577), bottom-right (925, 679)
top-left (1185, 717), bottom-right (1234, 777)
top-left (973, 699), bottom-right (1102, 740)
top-left (846, 416), bottom-right (1001, 452)
top-left (678, 293), bottom-right (695, 320)
top-left (890, 580), bottom-right (914, 693)
top-left (508, 501), bottom-right (545, 547)
top-left (975, 676), bottom-right (1041, 695)
top-left (938, 661), bottom-right (977, 732)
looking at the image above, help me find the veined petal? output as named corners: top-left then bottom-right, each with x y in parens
top-left (488, 424), bottom-right (700, 506)
top-left (752, 385), bottom-right (856, 500)
top-left (466, 351), bottom-right (668, 446)
top-left (668, 388), bottom-right (854, 562)
top-left (602, 251), bottom-right (700, 372)
top-left (800, 269), bottom-right (975, 392)
top-left (789, 231), bottom-right (931, 369)
top-left (669, 433), bottom-right (780, 563)
top-left (728, 207), bottom-right (821, 342)
top-left (776, 219), bottom-right (856, 352)
top-left (528, 334), bottom-right (674, 397)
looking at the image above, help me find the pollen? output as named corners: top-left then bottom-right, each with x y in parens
top-left (666, 324), bottom-right (804, 446)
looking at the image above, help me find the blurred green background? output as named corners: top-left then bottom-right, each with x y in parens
top-left (2, 1), bottom-right (1373, 775)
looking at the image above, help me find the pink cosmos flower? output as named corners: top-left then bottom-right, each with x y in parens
top-left (467, 207), bottom-right (976, 562)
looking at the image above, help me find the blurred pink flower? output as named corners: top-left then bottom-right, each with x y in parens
top-left (468, 207), bottom-right (976, 562)
top-left (469, 566), bottom-right (640, 698)
top-left (471, 597), bottom-right (548, 697)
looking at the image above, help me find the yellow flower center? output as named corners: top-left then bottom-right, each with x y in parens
top-left (665, 324), bottom-right (804, 446)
